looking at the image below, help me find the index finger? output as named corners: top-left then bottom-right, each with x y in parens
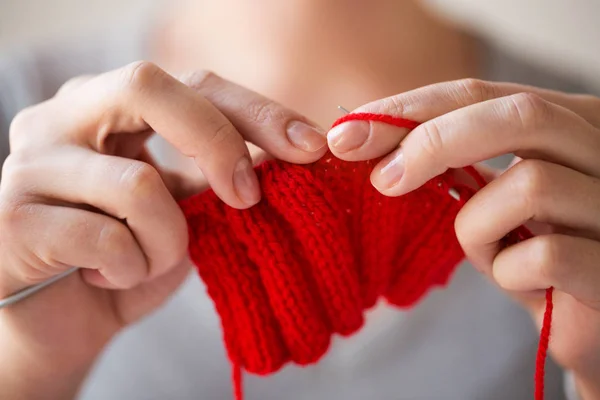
top-left (371, 93), bottom-right (598, 196)
top-left (328, 79), bottom-right (599, 162)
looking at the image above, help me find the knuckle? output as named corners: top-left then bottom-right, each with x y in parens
top-left (9, 106), bottom-right (41, 147)
top-left (206, 120), bottom-right (237, 149)
top-left (505, 92), bottom-right (551, 130)
top-left (0, 151), bottom-right (39, 192)
top-left (121, 61), bottom-right (163, 91)
top-left (247, 99), bottom-right (285, 126)
top-left (454, 208), bottom-right (472, 248)
top-left (57, 75), bottom-right (94, 96)
top-left (511, 159), bottom-right (549, 210)
top-left (180, 69), bottom-right (220, 91)
top-left (384, 95), bottom-right (407, 117)
top-left (96, 220), bottom-right (130, 255)
top-left (0, 199), bottom-right (15, 229)
top-left (119, 162), bottom-right (162, 204)
top-left (532, 236), bottom-right (565, 283)
top-left (455, 78), bottom-right (499, 105)
top-left (0, 197), bottom-right (29, 233)
top-left (35, 246), bottom-right (60, 270)
top-left (419, 120), bottom-right (445, 157)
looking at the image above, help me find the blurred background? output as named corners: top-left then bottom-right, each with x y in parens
top-left (1, 0), bottom-right (599, 90)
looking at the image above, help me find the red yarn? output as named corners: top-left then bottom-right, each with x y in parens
top-left (232, 363), bottom-right (243, 400)
top-left (331, 112), bottom-right (420, 131)
top-left (536, 287), bottom-right (554, 400)
top-left (179, 112), bottom-right (553, 400)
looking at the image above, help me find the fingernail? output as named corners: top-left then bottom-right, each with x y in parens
top-left (286, 121), bottom-right (326, 152)
top-left (327, 121), bottom-right (369, 153)
top-left (233, 156), bottom-right (261, 205)
top-left (373, 149), bottom-right (405, 190)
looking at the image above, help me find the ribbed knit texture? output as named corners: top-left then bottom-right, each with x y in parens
top-left (178, 113), bottom-right (551, 400)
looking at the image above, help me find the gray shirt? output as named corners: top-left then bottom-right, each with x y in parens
top-left (0, 23), bottom-right (590, 400)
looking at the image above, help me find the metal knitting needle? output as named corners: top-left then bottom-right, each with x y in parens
top-left (0, 267), bottom-right (79, 310)
top-left (448, 188), bottom-right (460, 201)
top-left (336, 105), bottom-right (461, 202)
top-left (337, 105), bottom-right (351, 114)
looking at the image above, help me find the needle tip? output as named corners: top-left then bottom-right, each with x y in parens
top-left (337, 105), bottom-right (351, 115)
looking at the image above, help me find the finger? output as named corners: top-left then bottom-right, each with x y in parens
top-left (328, 79), bottom-right (600, 161)
top-left (180, 71), bottom-right (327, 162)
top-left (112, 259), bottom-right (192, 325)
top-left (454, 160), bottom-right (600, 273)
top-left (370, 93), bottom-right (599, 195)
top-left (55, 75), bottom-right (95, 97)
top-left (493, 234), bottom-right (600, 307)
top-left (0, 202), bottom-right (147, 290)
top-left (2, 147), bottom-right (189, 280)
top-left (11, 63), bottom-right (271, 208)
top-left (361, 79), bottom-right (600, 127)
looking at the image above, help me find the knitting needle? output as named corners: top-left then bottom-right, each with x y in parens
top-left (0, 267), bottom-right (79, 310)
top-left (336, 105), bottom-right (461, 202)
top-left (337, 105), bottom-right (351, 114)
top-left (448, 188), bottom-right (460, 201)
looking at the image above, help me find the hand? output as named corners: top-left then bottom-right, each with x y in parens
top-left (327, 79), bottom-right (600, 398)
top-left (0, 61), bottom-right (327, 398)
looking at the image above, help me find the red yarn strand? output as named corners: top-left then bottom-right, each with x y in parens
top-left (331, 112), bottom-right (421, 130)
top-left (233, 363), bottom-right (243, 400)
top-left (535, 287), bottom-right (554, 400)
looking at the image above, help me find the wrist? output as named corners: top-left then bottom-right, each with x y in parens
top-left (0, 322), bottom-right (101, 400)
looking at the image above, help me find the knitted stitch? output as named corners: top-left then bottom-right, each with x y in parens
top-left (178, 113), bottom-right (552, 400)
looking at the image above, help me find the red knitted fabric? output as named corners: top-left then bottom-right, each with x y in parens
top-left (178, 113), bottom-right (552, 400)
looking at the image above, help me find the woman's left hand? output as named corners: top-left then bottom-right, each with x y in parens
top-left (327, 79), bottom-right (600, 397)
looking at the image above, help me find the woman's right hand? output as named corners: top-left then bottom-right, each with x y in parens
top-left (0, 61), bottom-right (327, 399)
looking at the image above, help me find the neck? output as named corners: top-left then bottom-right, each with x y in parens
top-left (153, 0), bottom-right (480, 126)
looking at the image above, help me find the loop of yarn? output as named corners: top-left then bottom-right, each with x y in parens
top-left (179, 112), bottom-right (553, 400)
